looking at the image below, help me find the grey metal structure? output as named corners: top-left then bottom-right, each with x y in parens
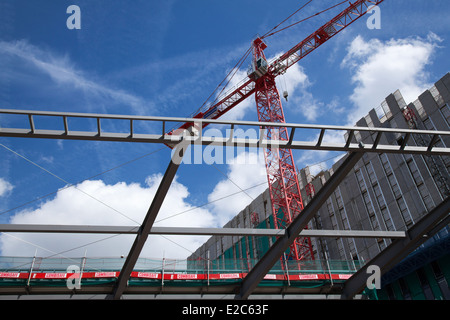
top-left (237, 152), bottom-right (363, 299)
top-left (0, 109), bottom-right (449, 156)
top-left (113, 151), bottom-right (183, 299)
top-left (0, 224), bottom-right (405, 238)
top-left (0, 74), bottom-right (449, 300)
top-left (341, 197), bottom-right (450, 299)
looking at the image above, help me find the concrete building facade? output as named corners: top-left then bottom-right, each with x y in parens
top-left (188, 73), bottom-right (450, 297)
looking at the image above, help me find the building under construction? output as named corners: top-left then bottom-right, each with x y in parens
top-left (188, 72), bottom-right (450, 300)
top-left (0, 0), bottom-right (447, 300)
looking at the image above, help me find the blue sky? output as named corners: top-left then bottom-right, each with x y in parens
top-left (0, 0), bottom-right (449, 259)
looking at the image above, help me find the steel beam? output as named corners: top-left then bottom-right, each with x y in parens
top-left (236, 152), bottom-right (364, 300)
top-left (340, 197), bottom-right (450, 299)
top-left (112, 147), bottom-right (183, 300)
top-left (0, 224), bottom-right (405, 238)
top-left (300, 229), bottom-right (406, 239)
top-left (1, 109), bottom-right (450, 156)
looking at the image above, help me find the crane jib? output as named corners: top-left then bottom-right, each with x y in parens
top-left (202, 106), bottom-right (218, 119)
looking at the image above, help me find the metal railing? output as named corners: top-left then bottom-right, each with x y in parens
top-left (0, 256), bottom-right (363, 275)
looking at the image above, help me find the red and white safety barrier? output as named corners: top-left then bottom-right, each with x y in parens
top-left (0, 271), bottom-right (353, 281)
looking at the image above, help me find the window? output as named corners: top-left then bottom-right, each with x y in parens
top-left (379, 153), bottom-right (409, 230)
top-left (373, 184), bottom-right (384, 207)
top-left (381, 207), bottom-right (394, 231)
top-left (365, 162), bottom-right (377, 185)
top-left (431, 261), bottom-right (450, 299)
top-left (398, 278), bottom-right (411, 300)
top-left (408, 160), bottom-right (423, 184)
top-left (336, 239), bottom-right (346, 260)
top-left (413, 99), bottom-right (427, 119)
top-left (441, 103), bottom-right (450, 126)
top-left (355, 169), bottom-right (366, 191)
top-left (380, 154), bottom-right (392, 175)
top-left (340, 208), bottom-right (349, 230)
top-left (356, 168), bottom-right (385, 250)
top-left (430, 85), bottom-right (445, 106)
top-left (335, 190), bottom-right (344, 209)
top-left (417, 268), bottom-right (435, 300)
top-left (390, 178), bottom-right (401, 199)
top-left (418, 184), bottom-right (434, 211)
top-left (397, 197), bottom-right (413, 227)
top-left (385, 284), bottom-right (396, 300)
top-left (406, 157), bottom-right (435, 212)
top-left (348, 239), bottom-right (357, 261)
top-left (326, 199), bottom-right (334, 216)
top-left (365, 114), bottom-right (374, 127)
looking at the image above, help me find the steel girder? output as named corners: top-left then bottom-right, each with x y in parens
top-left (112, 146), bottom-right (184, 299)
top-left (1, 109), bottom-right (449, 156)
top-left (236, 152), bottom-right (364, 299)
top-left (1, 108), bottom-right (449, 300)
top-left (0, 224), bottom-right (406, 238)
top-left (340, 197), bottom-right (450, 300)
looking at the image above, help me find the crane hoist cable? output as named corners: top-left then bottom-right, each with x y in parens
top-left (196, 0), bottom-right (352, 119)
top-left (261, 0), bottom-right (349, 39)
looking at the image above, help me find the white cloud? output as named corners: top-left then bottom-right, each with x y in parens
top-left (0, 176), bottom-right (214, 259)
top-left (207, 151), bottom-right (267, 227)
top-left (342, 33), bottom-right (441, 125)
top-left (0, 39), bottom-right (148, 114)
top-left (275, 62), bottom-right (323, 122)
top-left (0, 178), bottom-right (13, 197)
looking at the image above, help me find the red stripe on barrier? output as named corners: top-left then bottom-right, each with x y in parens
top-left (0, 271), bottom-right (354, 281)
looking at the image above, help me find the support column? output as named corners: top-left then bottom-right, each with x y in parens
top-left (112, 143), bottom-right (185, 299)
top-left (236, 151), bottom-right (364, 300)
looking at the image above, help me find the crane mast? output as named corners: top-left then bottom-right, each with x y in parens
top-left (250, 37), bottom-right (313, 261)
top-left (168, 0), bottom-right (385, 263)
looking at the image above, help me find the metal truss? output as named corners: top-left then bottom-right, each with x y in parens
top-left (341, 197), bottom-right (450, 299)
top-left (0, 224), bottom-right (405, 238)
top-left (1, 108), bottom-right (449, 156)
top-left (0, 108), bottom-right (449, 300)
top-left (237, 152), bottom-right (363, 299)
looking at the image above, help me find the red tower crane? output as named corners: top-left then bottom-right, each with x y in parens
top-left (169, 0), bottom-right (385, 262)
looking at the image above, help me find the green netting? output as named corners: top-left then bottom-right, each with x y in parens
top-left (0, 254), bottom-right (364, 290)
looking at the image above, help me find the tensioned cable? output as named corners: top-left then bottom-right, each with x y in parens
top-left (155, 180), bottom-right (267, 224)
top-left (0, 146), bottom-right (166, 217)
top-left (261, 0), bottom-right (348, 39)
top-left (199, 45), bottom-right (252, 112)
top-left (0, 232), bottom-right (106, 272)
top-left (0, 147), bottom-right (344, 263)
top-left (0, 143), bottom-right (268, 262)
top-left (211, 164), bottom-right (255, 201)
top-left (167, 45), bottom-right (253, 134)
top-left (0, 144), bottom-right (172, 267)
top-left (261, 0), bottom-right (313, 39)
top-left (207, 46), bottom-right (252, 108)
top-left (0, 143), bottom-right (141, 225)
top-left (40, 180), bottom-right (269, 261)
top-left (0, 145), bottom-right (171, 267)
top-left (306, 152), bottom-right (345, 168)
